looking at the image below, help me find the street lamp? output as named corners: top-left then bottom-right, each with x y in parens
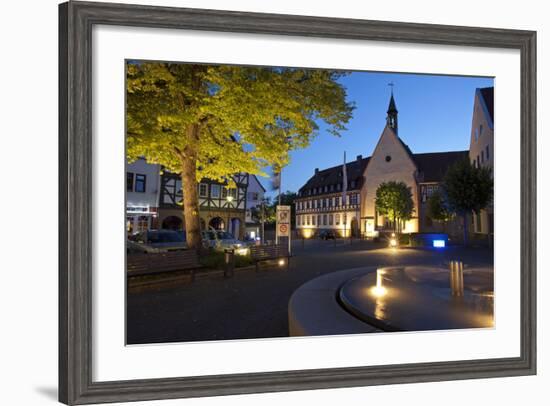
top-left (226, 194), bottom-right (234, 235)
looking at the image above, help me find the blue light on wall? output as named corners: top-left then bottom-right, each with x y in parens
top-left (433, 239), bottom-right (446, 248)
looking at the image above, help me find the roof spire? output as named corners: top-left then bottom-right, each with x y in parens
top-left (386, 83), bottom-right (398, 133)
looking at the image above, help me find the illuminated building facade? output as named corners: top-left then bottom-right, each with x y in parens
top-left (296, 93), bottom-right (470, 238)
top-left (468, 87), bottom-right (494, 238)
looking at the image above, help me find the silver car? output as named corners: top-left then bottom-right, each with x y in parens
top-left (201, 230), bottom-right (249, 255)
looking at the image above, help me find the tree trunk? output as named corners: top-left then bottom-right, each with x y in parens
top-left (180, 124), bottom-right (202, 250)
top-left (462, 213), bottom-right (469, 246)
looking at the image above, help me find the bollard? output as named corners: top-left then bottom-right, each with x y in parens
top-left (449, 260), bottom-right (464, 296)
top-left (224, 249), bottom-right (235, 278)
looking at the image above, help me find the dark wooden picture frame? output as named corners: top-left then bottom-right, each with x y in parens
top-left (59, 1), bottom-right (537, 404)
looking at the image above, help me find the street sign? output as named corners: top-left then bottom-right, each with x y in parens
top-left (276, 205), bottom-right (291, 237)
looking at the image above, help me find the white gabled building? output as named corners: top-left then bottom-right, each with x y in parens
top-left (296, 93), bottom-right (469, 239)
top-left (244, 175), bottom-right (267, 240)
top-left (126, 157), bottom-right (162, 234)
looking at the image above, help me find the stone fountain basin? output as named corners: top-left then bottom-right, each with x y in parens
top-left (338, 266), bottom-right (494, 332)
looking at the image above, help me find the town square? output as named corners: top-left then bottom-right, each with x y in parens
top-left (125, 62), bottom-right (494, 344)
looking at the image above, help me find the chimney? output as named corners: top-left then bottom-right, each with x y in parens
top-left (315, 168), bottom-right (319, 174)
top-left (356, 155), bottom-right (363, 162)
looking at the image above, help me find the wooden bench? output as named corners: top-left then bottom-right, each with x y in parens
top-left (249, 244), bottom-right (290, 272)
top-left (127, 250), bottom-right (202, 280)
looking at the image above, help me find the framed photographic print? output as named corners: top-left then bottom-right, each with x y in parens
top-left (59, 1), bottom-right (536, 404)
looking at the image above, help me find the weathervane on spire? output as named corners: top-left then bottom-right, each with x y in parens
top-left (386, 82), bottom-right (398, 133)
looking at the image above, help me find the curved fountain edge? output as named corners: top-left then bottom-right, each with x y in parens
top-left (288, 267), bottom-right (382, 337)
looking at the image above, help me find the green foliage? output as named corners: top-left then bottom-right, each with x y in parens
top-left (442, 158), bottom-right (493, 215)
top-left (442, 158), bottom-right (493, 245)
top-left (198, 250), bottom-right (254, 270)
top-left (249, 197), bottom-right (276, 224)
top-left (250, 192), bottom-right (298, 226)
top-left (375, 181), bottom-right (415, 229)
top-left (427, 189), bottom-right (454, 223)
top-left (126, 63), bottom-right (355, 182)
top-left (127, 62), bottom-right (354, 248)
top-left (398, 233), bottom-right (410, 246)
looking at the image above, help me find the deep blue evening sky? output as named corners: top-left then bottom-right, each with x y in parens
top-left (259, 71), bottom-right (494, 198)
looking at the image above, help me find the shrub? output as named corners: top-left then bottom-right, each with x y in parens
top-left (199, 250), bottom-right (254, 269)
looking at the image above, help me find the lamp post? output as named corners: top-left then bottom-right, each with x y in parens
top-left (226, 194), bottom-right (234, 235)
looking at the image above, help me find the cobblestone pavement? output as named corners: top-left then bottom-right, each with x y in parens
top-left (126, 239), bottom-right (493, 344)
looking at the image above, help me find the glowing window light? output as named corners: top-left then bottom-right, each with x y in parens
top-left (433, 239), bottom-right (446, 248)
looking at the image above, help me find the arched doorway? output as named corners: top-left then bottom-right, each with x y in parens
top-left (209, 217), bottom-right (225, 231)
top-left (161, 216), bottom-right (183, 231)
top-left (350, 217), bottom-right (359, 238)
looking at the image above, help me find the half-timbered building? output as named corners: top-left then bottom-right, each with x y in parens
top-left (158, 172), bottom-right (249, 239)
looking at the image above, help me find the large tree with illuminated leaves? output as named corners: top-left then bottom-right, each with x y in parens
top-left (126, 63), bottom-right (354, 249)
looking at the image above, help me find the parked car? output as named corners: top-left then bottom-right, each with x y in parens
top-left (318, 229), bottom-right (336, 240)
top-left (201, 230), bottom-right (249, 255)
top-left (242, 235), bottom-right (260, 247)
top-left (126, 239), bottom-right (165, 254)
top-left (131, 229), bottom-right (188, 251)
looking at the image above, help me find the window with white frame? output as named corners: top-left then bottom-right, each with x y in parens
top-left (210, 184), bottom-right (221, 198)
top-left (199, 183), bottom-right (208, 197)
top-left (134, 174), bottom-right (146, 193)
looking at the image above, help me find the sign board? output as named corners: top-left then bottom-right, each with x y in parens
top-left (276, 205), bottom-right (291, 237)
